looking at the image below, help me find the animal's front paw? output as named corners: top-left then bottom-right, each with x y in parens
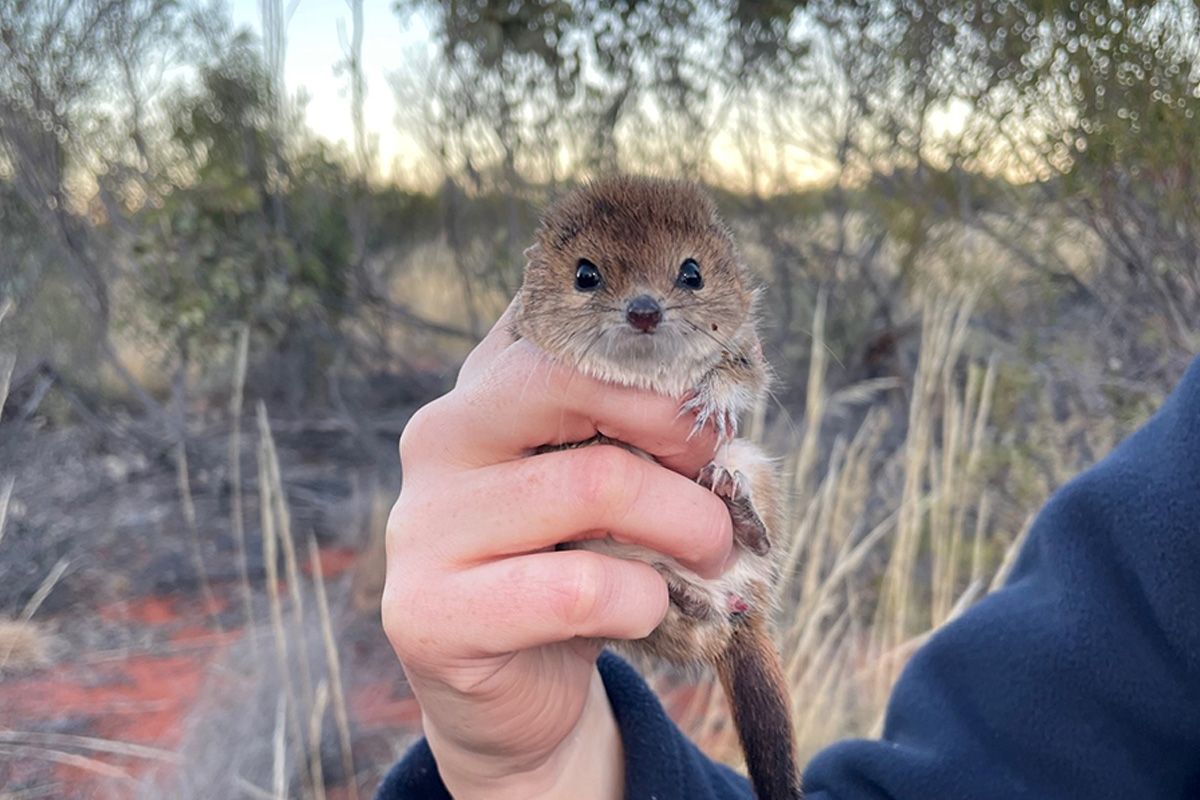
top-left (698, 464), bottom-right (771, 557)
top-left (697, 463), bottom-right (750, 500)
top-left (680, 395), bottom-right (738, 442)
top-left (654, 563), bottom-right (717, 620)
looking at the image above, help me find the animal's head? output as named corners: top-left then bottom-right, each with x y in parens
top-left (516, 176), bottom-right (754, 374)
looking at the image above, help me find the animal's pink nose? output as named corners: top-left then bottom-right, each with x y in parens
top-left (626, 295), bottom-right (662, 332)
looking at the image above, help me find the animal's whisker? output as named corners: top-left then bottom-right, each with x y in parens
top-left (516, 306), bottom-right (619, 321)
top-left (567, 327), bottom-right (609, 377)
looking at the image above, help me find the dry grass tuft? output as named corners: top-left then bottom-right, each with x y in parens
top-left (675, 290), bottom-right (1023, 770)
top-left (0, 620), bottom-right (51, 670)
top-left (137, 406), bottom-right (363, 799)
top-left (0, 559), bottom-right (68, 677)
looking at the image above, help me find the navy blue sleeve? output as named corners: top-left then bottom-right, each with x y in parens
top-left (802, 353), bottom-right (1200, 800)
top-left (373, 651), bottom-right (753, 799)
top-left (377, 355), bottom-right (1200, 800)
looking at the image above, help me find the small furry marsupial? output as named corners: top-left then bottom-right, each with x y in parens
top-left (512, 175), bottom-right (801, 800)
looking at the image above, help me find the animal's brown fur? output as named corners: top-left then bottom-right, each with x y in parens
top-left (513, 176), bottom-right (801, 799)
top-left (718, 614), bottom-right (803, 800)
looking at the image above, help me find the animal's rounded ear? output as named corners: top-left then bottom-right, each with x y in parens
top-left (524, 243), bottom-right (542, 261)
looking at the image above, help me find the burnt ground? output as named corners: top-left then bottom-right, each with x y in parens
top-left (0, 408), bottom-right (424, 798)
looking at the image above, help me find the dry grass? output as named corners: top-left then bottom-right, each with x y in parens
top-left (0, 473), bottom-right (66, 677)
top-left (0, 353), bottom-right (14, 423)
top-left (135, 406), bottom-right (363, 799)
top-left (230, 323), bottom-right (258, 661)
top-left (256, 403), bottom-right (361, 800)
top-left (673, 290), bottom-right (1030, 770)
top-left (0, 785), bottom-right (62, 800)
top-left (0, 559), bottom-right (69, 676)
top-left (0, 303), bottom-right (68, 680)
top-left (0, 722), bottom-right (181, 788)
top-left (0, 730), bottom-right (179, 764)
top-left (0, 620), bottom-right (50, 671)
top-left (0, 476), bottom-right (12, 553)
top-left (0, 316), bottom-right (44, 674)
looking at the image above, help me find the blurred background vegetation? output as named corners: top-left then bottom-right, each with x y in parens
top-left (1, 0), bottom-right (1198, 797)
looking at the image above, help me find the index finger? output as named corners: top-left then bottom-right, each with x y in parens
top-left (439, 340), bottom-right (721, 477)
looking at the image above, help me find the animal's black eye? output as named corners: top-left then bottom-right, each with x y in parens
top-left (677, 258), bottom-right (703, 290)
top-left (575, 259), bottom-right (603, 291)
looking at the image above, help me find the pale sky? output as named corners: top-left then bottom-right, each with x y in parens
top-left (222, 1), bottom-right (862, 191)
top-left (229, 0), bottom-right (431, 182)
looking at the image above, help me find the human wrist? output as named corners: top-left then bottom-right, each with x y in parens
top-left (428, 669), bottom-right (624, 800)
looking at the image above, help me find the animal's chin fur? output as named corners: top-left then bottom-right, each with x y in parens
top-left (559, 321), bottom-right (742, 398)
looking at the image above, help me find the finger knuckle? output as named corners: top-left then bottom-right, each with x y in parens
top-left (557, 552), bottom-right (609, 630)
top-left (384, 493), bottom-right (425, 560)
top-left (574, 445), bottom-right (636, 519)
top-left (380, 574), bottom-right (420, 659)
top-left (398, 399), bottom-right (444, 468)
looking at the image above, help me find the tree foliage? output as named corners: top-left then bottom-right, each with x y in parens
top-left (806, 0), bottom-right (1200, 345)
top-left (134, 34), bottom-right (353, 356)
top-left (394, 0), bottom-right (808, 176)
top-left (3, 0), bottom-right (1198, 425)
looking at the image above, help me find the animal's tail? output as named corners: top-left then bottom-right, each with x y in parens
top-left (715, 614), bottom-right (802, 800)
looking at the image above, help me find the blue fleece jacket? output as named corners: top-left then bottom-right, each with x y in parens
top-left (376, 355), bottom-right (1200, 799)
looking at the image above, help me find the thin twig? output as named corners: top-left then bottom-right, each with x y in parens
top-left (0, 743), bottom-right (131, 780)
top-left (0, 730), bottom-right (181, 763)
top-left (176, 439), bottom-right (223, 629)
top-left (261, 411), bottom-right (318, 786)
top-left (309, 535), bottom-right (360, 800)
top-left (308, 680), bottom-right (329, 800)
top-left (229, 324), bottom-right (257, 658)
top-left (0, 353), bottom-right (15, 420)
top-left (258, 403), bottom-right (314, 799)
top-left (272, 692), bottom-right (288, 800)
top-left (0, 476), bottom-right (13, 552)
top-left (990, 514), bottom-right (1035, 592)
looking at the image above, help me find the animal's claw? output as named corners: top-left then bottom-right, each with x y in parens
top-left (698, 463), bottom-right (771, 557)
top-left (681, 396), bottom-right (737, 443)
top-left (697, 463), bottom-right (749, 501)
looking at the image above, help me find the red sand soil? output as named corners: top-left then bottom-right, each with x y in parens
top-left (302, 546), bottom-right (360, 580)
top-left (0, 548), bottom-right (711, 797)
top-left (0, 550), bottom-right (420, 798)
top-left (0, 595), bottom-right (231, 796)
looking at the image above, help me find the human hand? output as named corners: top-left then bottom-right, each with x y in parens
top-left (383, 302), bottom-right (734, 799)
